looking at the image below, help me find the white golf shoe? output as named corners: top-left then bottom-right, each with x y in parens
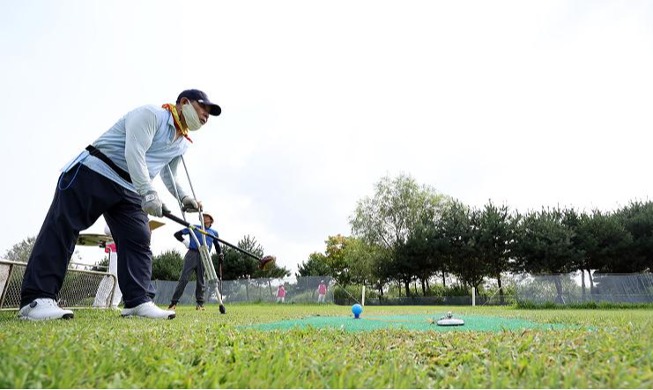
top-left (18, 298), bottom-right (74, 321)
top-left (121, 301), bottom-right (176, 320)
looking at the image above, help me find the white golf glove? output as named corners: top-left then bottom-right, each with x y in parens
top-left (142, 190), bottom-right (164, 217)
top-left (181, 196), bottom-right (202, 212)
top-left (182, 238), bottom-right (191, 249)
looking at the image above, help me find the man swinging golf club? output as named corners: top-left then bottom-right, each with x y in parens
top-left (19, 89), bottom-right (220, 321)
top-left (168, 212), bottom-right (221, 311)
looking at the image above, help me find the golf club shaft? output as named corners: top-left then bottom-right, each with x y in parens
top-left (162, 210), bottom-right (262, 261)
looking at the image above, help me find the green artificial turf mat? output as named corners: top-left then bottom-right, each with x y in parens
top-left (249, 313), bottom-right (570, 332)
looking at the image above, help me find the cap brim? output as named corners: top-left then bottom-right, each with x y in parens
top-left (197, 99), bottom-right (221, 116)
top-left (208, 104), bottom-right (221, 116)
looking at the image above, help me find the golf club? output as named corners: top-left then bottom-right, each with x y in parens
top-left (162, 209), bottom-right (276, 269)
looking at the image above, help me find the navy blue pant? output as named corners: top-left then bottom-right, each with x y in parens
top-left (20, 164), bottom-right (155, 308)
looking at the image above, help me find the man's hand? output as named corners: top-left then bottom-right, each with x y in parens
top-left (181, 196), bottom-right (202, 212)
top-left (142, 190), bottom-right (164, 217)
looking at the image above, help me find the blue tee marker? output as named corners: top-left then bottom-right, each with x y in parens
top-left (352, 304), bottom-right (363, 319)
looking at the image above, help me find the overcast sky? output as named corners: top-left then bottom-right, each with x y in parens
top-left (1, 0), bottom-right (652, 273)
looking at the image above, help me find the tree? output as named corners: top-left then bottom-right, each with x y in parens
top-left (151, 250), bottom-right (184, 280)
top-left (296, 252), bottom-right (331, 277)
top-left (512, 207), bottom-right (581, 303)
top-left (342, 237), bottom-right (379, 287)
top-left (395, 232), bottom-right (430, 296)
top-left (260, 262), bottom-right (291, 279)
top-left (221, 235), bottom-right (265, 280)
top-left (368, 246), bottom-right (394, 297)
top-left (614, 201), bottom-right (653, 272)
top-left (213, 243), bottom-right (290, 300)
top-left (438, 201), bottom-right (486, 291)
top-left (3, 236), bottom-right (36, 263)
top-left (91, 256), bottom-right (110, 272)
top-left (574, 209), bottom-right (633, 297)
top-left (217, 235), bottom-right (290, 279)
top-left (296, 235), bottom-right (363, 287)
top-left (349, 173), bottom-right (448, 296)
top-left (323, 235), bottom-right (350, 286)
top-left (476, 200), bottom-right (516, 303)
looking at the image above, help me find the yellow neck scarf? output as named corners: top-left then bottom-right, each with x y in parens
top-left (162, 103), bottom-right (192, 143)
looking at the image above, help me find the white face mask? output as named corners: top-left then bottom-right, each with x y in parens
top-left (182, 103), bottom-right (202, 131)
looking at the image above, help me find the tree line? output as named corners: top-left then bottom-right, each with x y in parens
top-left (296, 174), bottom-right (653, 300)
top-left (2, 234), bottom-right (291, 282)
top-left (151, 235), bottom-right (290, 281)
top-left (4, 173), bottom-right (652, 300)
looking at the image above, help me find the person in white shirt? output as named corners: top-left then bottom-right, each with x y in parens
top-left (19, 89), bottom-right (221, 321)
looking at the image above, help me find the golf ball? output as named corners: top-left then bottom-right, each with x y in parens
top-left (352, 304), bottom-right (363, 318)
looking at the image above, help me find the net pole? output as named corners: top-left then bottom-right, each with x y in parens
top-left (361, 286), bottom-right (365, 306)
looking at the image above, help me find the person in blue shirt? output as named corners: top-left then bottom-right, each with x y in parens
top-left (19, 89), bottom-right (221, 321)
top-left (168, 212), bottom-right (222, 311)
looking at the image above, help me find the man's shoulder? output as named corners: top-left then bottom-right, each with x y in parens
top-left (135, 104), bottom-right (165, 112)
top-left (126, 105), bottom-right (169, 122)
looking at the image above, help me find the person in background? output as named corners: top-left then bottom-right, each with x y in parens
top-left (276, 285), bottom-right (286, 303)
top-left (92, 225), bottom-right (122, 309)
top-left (317, 280), bottom-right (327, 303)
top-left (19, 89), bottom-right (221, 321)
top-left (168, 213), bottom-right (222, 311)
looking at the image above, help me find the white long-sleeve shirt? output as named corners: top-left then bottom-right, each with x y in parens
top-left (62, 105), bottom-right (191, 199)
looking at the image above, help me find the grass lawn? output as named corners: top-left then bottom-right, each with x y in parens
top-left (1, 304), bottom-right (652, 388)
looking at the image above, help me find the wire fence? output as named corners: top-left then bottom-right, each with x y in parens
top-left (1, 259), bottom-right (334, 310)
top-left (152, 276), bottom-right (335, 305)
top-left (0, 260), bottom-right (115, 310)
top-left (4, 257), bottom-right (652, 310)
top-left (515, 272), bottom-right (653, 304)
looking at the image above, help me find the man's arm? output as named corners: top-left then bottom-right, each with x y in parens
top-left (174, 229), bottom-right (191, 249)
top-left (123, 107), bottom-right (158, 196)
top-left (209, 230), bottom-right (222, 254)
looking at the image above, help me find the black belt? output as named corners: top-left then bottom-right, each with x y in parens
top-left (86, 145), bottom-right (132, 183)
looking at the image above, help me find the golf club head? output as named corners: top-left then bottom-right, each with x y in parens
top-left (219, 304), bottom-right (226, 314)
top-left (259, 255), bottom-right (276, 270)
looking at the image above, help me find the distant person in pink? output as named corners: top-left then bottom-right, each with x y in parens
top-left (276, 285), bottom-right (286, 303)
top-left (317, 280), bottom-right (327, 303)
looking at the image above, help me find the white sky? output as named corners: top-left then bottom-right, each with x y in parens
top-left (1, 0), bottom-right (652, 273)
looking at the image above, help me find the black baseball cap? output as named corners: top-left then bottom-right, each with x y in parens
top-left (177, 89), bottom-right (221, 116)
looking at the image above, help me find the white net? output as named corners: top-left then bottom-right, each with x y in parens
top-left (515, 271), bottom-right (653, 304)
top-left (0, 259), bottom-right (116, 310)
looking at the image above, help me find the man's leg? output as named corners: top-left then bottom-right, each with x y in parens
top-left (170, 251), bottom-right (198, 306)
top-left (104, 193), bottom-right (175, 320)
top-left (103, 188), bottom-right (156, 309)
top-left (195, 252), bottom-right (206, 306)
top-left (21, 165), bottom-right (115, 308)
